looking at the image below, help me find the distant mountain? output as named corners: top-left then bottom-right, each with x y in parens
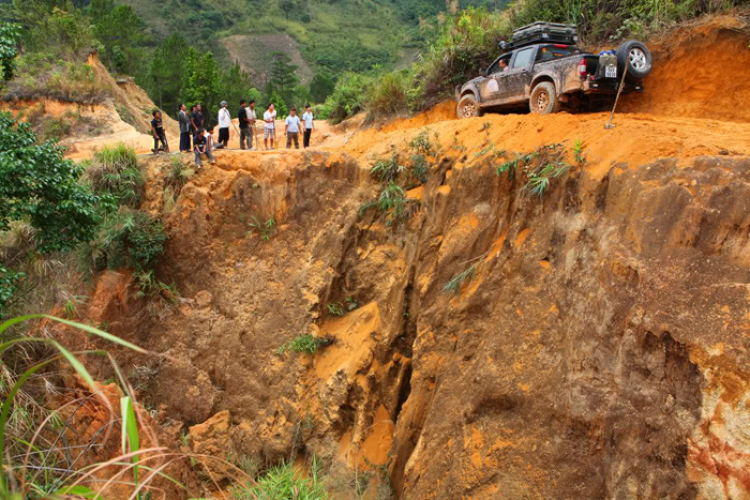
top-left (120, 0), bottom-right (498, 79)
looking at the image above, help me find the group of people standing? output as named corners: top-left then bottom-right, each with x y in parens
top-left (165, 100), bottom-right (315, 167)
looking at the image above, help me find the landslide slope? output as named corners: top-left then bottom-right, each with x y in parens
top-left (56, 17), bottom-right (750, 500)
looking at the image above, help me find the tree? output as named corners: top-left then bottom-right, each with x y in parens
top-left (309, 71), bottom-right (336, 103)
top-left (144, 33), bottom-right (188, 116)
top-left (219, 61), bottom-right (253, 112)
top-left (0, 113), bottom-right (103, 253)
top-left (0, 23), bottom-right (21, 81)
top-left (91, 4), bottom-right (147, 74)
top-left (267, 89), bottom-right (288, 117)
top-left (181, 50), bottom-right (221, 127)
top-left (269, 51), bottom-right (300, 104)
top-left (12, 0), bottom-right (70, 29)
top-left (279, 0), bottom-right (296, 19)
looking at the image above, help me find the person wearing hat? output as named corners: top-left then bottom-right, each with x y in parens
top-left (217, 101), bottom-right (231, 149)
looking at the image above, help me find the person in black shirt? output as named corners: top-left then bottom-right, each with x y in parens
top-left (150, 110), bottom-right (168, 153)
top-left (193, 128), bottom-right (215, 168)
top-left (238, 99), bottom-right (249, 150)
top-left (191, 104), bottom-right (204, 137)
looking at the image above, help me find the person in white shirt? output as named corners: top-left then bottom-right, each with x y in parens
top-left (263, 104), bottom-right (277, 150)
top-left (285, 107), bottom-right (301, 149)
top-left (217, 101), bottom-right (231, 149)
top-left (302, 104), bottom-right (314, 148)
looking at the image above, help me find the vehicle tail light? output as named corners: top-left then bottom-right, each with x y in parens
top-left (578, 59), bottom-right (587, 78)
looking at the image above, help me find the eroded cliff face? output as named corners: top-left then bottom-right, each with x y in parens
top-left (77, 143), bottom-right (750, 499)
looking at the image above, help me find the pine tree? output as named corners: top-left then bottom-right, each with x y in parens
top-left (181, 51), bottom-right (221, 127)
top-left (269, 51), bottom-right (300, 104)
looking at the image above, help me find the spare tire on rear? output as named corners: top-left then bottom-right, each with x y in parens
top-left (616, 40), bottom-right (652, 80)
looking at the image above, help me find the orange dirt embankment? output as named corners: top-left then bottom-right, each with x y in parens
top-left (335, 110), bottom-right (750, 181)
top-left (621, 14), bottom-right (750, 123)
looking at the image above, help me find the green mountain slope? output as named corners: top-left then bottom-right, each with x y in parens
top-left (120, 0), bottom-right (482, 75)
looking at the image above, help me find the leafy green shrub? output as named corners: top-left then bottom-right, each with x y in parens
top-left (0, 266), bottom-right (25, 319)
top-left (85, 144), bottom-right (143, 207)
top-left (40, 115), bottom-right (73, 141)
top-left (370, 154), bottom-right (405, 183)
top-left (320, 72), bottom-right (373, 124)
top-left (0, 112), bottom-right (103, 253)
top-left (80, 208), bottom-right (167, 274)
top-left (0, 23), bottom-right (21, 81)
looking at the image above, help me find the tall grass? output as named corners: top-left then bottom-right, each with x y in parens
top-left (85, 144), bottom-right (144, 208)
top-left (0, 314), bottom-right (146, 497)
top-left (367, 71), bottom-right (412, 119)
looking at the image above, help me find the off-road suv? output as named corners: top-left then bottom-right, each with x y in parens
top-left (455, 22), bottom-right (653, 118)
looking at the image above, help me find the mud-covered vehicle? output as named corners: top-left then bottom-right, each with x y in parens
top-left (455, 22), bottom-right (653, 117)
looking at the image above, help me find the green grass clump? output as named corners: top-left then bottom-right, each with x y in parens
top-left (278, 334), bottom-right (332, 355)
top-left (232, 457), bottom-right (328, 499)
top-left (85, 144), bottom-right (144, 208)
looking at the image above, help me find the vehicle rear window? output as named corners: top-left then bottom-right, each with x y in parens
top-left (512, 47), bottom-right (535, 69)
top-left (536, 45), bottom-right (580, 62)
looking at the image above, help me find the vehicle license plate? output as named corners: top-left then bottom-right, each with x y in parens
top-left (605, 66), bottom-right (617, 78)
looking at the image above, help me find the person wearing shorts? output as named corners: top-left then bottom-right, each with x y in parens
top-left (263, 104), bottom-right (277, 150)
top-left (285, 107), bottom-right (301, 149)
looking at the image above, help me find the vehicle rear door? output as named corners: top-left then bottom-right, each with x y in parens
top-left (501, 46), bottom-right (536, 102)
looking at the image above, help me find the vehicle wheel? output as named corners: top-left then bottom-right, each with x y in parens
top-left (529, 82), bottom-right (560, 115)
top-left (457, 94), bottom-right (481, 119)
top-left (616, 40), bottom-right (652, 80)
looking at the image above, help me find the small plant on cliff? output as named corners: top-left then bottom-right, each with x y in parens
top-left (326, 297), bottom-right (358, 317)
top-left (135, 269), bottom-right (178, 302)
top-left (574, 139), bottom-right (587, 166)
top-left (164, 155), bottom-right (195, 198)
top-left (278, 334), bottom-right (333, 355)
top-left (327, 302), bottom-right (345, 317)
top-left (370, 154), bottom-right (404, 183)
top-left (522, 144), bottom-right (572, 198)
top-left (247, 216), bottom-right (276, 242)
top-left (85, 143), bottom-right (144, 208)
top-left (496, 150), bottom-right (537, 179)
top-left (233, 455), bottom-right (328, 499)
top-left (443, 262), bottom-right (479, 295)
top-left (408, 129), bottom-right (438, 158)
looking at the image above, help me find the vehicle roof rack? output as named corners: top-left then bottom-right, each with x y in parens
top-left (499, 22), bottom-right (578, 51)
